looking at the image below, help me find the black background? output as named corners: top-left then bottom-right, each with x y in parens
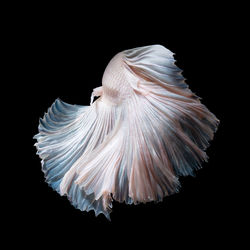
top-left (28, 4), bottom-right (235, 246)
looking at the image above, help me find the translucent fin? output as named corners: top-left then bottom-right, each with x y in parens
top-left (34, 99), bottom-right (89, 193)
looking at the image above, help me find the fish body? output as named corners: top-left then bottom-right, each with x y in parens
top-left (34, 45), bottom-right (219, 220)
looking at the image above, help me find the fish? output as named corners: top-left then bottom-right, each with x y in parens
top-left (34, 45), bottom-right (219, 220)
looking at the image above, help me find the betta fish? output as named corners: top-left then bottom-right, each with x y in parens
top-left (34, 45), bottom-right (219, 220)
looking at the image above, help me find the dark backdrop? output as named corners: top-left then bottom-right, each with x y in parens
top-left (28, 6), bottom-right (233, 246)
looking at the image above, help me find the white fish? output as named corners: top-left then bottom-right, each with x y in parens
top-left (34, 45), bottom-right (219, 220)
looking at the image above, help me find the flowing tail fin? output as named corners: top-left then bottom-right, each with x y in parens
top-left (71, 87), bottom-right (218, 214)
top-left (34, 97), bottom-right (120, 219)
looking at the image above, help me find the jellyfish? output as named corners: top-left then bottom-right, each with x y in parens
top-left (34, 45), bottom-right (219, 220)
